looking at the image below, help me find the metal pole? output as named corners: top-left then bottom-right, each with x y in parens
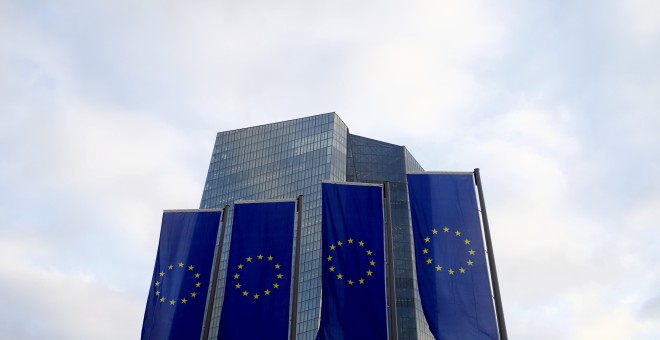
top-left (201, 205), bottom-right (229, 340)
top-left (290, 195), bottom-right (304, 340)
top-left (383, 182), bottom-right (398, 340)
top-left (473, 169), bottom-right (508, 340)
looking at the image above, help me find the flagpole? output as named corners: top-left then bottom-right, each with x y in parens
top-left (383, 182), bottom-right (398, 340)
top-left (473, 169), bottom-right (508, 340)
top-left (290, 195), bottom-right (303, 340)
top-left (201, 205), bottom-right (229, 340)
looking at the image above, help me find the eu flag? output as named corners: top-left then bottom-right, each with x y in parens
top-left (217, 200), bottom-right (297, 340)
top-left (317, 182), bottom-right (388, 340)
top-left (407, 173), bottom-right (499, 339)
top-left (141, 209), bottom-right (222, 340)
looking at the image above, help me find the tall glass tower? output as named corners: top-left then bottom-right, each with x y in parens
top-left (200, 112), bottom-right (432, 340)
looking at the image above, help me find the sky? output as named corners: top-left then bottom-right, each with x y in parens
top-left (1, 0), bottom-right (659, 339)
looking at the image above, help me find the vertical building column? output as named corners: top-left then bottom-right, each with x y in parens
top-left (290, 195), bottom-right (303, 340)
top-left (202, 205), bottom-right (229, 340)
top-left (384, 182), bottom-right (398, 340)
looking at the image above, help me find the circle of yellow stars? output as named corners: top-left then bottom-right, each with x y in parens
top-left (154, 261), bottom-right (203, 306)
top-left (327, 237), bottom-right (376, 287)
top-left (421, 227), bottom-right (476, 277)
top-left (232, 254), bottom-right (284, 301)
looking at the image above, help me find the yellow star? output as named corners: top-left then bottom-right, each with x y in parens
top-left (195, 273), bottom-right (201, 278)
top-left (359, 278), bottom-right (365, 284)
top-left (432, 228), bottom-right (438, 234)
top-left (370, 260), bottom-right (376, 266)
top-left (253, 293), bottom-right (259, 299)
top-left (422, 248), bottom-right (429, 254)
top-left (467, 260), bottom-right (474, 266)
top-left (327, 255), bottom-right (333, 261)
top-left (359, 241), bottom-right (365, 247)
top-left (329, 266), bottom-right (335, 272)
top-left (464, 239), bottom-right (471, 245)
top-left (178, 262), bottom-right (184, 267)
top-left (367, 270), bottom-right (373, 276)
top-left (455, 230), bottom-right (461, 236)
top-left (191, 292), bottom-right (197, 298)
top-left (366, 250), bottom-right (373, 256)
top-left (196, 282), bottom-right (201, 288)
top-left (348, 238), bottom-right (354, 244)
top-left (169, 300), bottom-right (176, 305)
top-left (426, 258), bottom-right (432, 264)
top-left (268, 255), bottom-right (273, 261)
top-left (257, 254), bottom-right (263, 260)
top-left (448, 269), bottom-right (455, 275)
top-left (188, 265), bottom-right (194, 270)
top-left (348, 280), bottom-right (354, 285)
top-left (155, 281), bottom-right (160, 287)
top-left (273, 283), bottom-right (279, 289)
top-left (275, 264), bottom-right (281, 269)
top-left (264, 289), bottom-right (271, 295)
top-left (168, 264), bottom-right (173, 270)
top-left (459, 267), bottom-right (466, 274)
top-left (337, 241), bottom-right (343, 246)
top-left (443, 227), bottom-right (449, 232)
top-left (424, 237), bottom-right (430, 243)
top-left (435, 265), bottom-right (442, 271)
top-left (337, 273), bottom-right (343, 279)
top-left (330, 245), bottom-right (336, 250)
top-left (277, 273), bottom-right (283, 279)
top-left (159, 272), bottom-right (165, 277)
top-left (160, 297), bottom-right (166, 302)
top-left (238, 264), bottom-right (244, 269)
top-left (181, 298), bottom-right (187, 304)
top-left (155, 291), bottom-right (160, 296)
top-left (233, 273), bottom-right (240, 279)
top-left (242, 291), bottom-right (249, 297)
top-left (469, 249), bottom-right (476, 255)
top-left (235, 283), bottom-right (241, 289)
top-left (246, 256), bottom-right (252, 262)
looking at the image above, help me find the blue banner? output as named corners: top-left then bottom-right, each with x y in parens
top-left (407, 173), bottom-right (499, 339)
top-left (217, 200), bottom-right (297, 340)
top-left (317, 182), bottom-right (388, 340)
top-left (141, 210), bottom-right (222, 340)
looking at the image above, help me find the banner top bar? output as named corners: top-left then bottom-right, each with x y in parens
top-left (407, 171), bottom-right (474, 175)
top-left (321, 180), bottom-right (383, 187)
top-left (234, 198), bottom-right (297, 204)
top-left (163, 208), bottom-right (224, 213)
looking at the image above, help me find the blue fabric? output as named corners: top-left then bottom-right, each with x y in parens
top-left (217, 201), bottom-right (297, 340)
top-left (141, 210), bottom-right (222, 340)
top-left (407, 173), bottom-right (499, 340)
top-left (317, 183), bottom-right (388, 340)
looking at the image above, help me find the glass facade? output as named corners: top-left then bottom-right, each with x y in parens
top-left (200, 112), bottom-right (430, 340)
top-left (346, 135), bottom-right (432, 340)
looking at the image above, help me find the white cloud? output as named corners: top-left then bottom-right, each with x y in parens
top-left (572, 290), bottom-right (659, 340)
top-left (342, 1), bottom-right (505, 140)
top-left (0, 233), bottom-right (143, 339)
top-left (617, 0), bottom-right (660, 46)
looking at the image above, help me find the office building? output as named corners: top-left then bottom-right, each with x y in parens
top-left (200, 112), bottom-right (432, 339)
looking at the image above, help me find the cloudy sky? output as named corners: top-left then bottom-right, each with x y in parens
top-left (2, 0), bottom-right (659, 338)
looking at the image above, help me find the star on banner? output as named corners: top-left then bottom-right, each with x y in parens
top-left (233, 252), bottom-right (285, 302)
top-left (326, 235), bottom-right (379, 288)
top-left (421, 226), bottom-right (479, 278)
top-left (153, 260), bottom-right (202, 307)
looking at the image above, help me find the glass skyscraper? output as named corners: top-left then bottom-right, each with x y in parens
top-left (200, 112), bottom-right (433, 340)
